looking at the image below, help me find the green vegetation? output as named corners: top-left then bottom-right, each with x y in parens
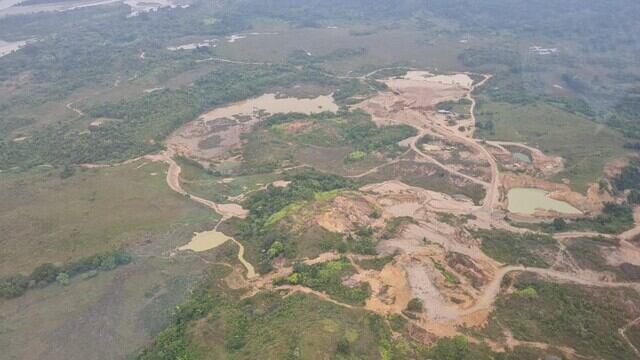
top-left (406, 298), bottom-right (423, 313)
top-left (346, 150), bottom-right (367, 162)
top-left (176, 156), bottom-right (282, 203)
top-left (1, 65), bottom-right (344, 170)
top-left (0, 161), bottom-right (215, 276)
top-left (509, 203), bottom-right (635, 235)
top-left (358, 160), bottom-right (486, 205)
top-left (437, 212), bottom-right (476, 227)
top-left (423, 336), bottom-right (498, 360)
top-left (138, 265), bottom-right (232, 360)
top-left (432, 258), bottom-right (460, 284)
top-left (221, 170), bottom-right (356, 271)
top-left (382, 216), bottom-right (415, 239)
top-left (613, 163), bottom-right (640, 192)
top-left (140, 264), bottom-right (405, 359)
top-left (625, 324), bottom-right (640, 355)
top-left (288, 258), bottom-right (370, 305)
top-left (0, 249), bottom-right (131, 299)
top-left (566, 237), bottom-right (617, 272)
top-left (437, 98), bottom-right (472, 117)
top-left (609, 87), bottom-right (640, 139)
top-left (261, 110), bottom-right (416, 167)
top-left (242, 170), bottom-right (355, 231)
top-left (344, 226), bottom-right (380, 255)
top-left (4, 1), bottom-right (640, 358)
top-left (491, 274), bottom-right (640, 359)
top-left (475, 102), bottom-right (626, 192)
top-left (476, 229), bottom-right (559, 267)
top-left (566, 237), bottom-right (640, 281)
top-left (570, 203), bottom-right (634, 234)
top-left (357, 255), bottom-right (395, 271)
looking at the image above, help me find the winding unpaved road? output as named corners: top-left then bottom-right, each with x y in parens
top-left (78, 62), bottom-right (640, 354)
top-left (409, 129), bottom-right (490, 187)
top-left (399, 73), bottom-right (500, 212)
top-left (147, 150), bottom-right (257, 278)
top-left (66, 102), bottom-right (84, 117)
top-left (619, 316), bottom-right (640, 357)
top-left (462, 265), bottom-right (640, 318)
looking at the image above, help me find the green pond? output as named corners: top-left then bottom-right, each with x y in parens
top-left (512, 152), bottom-right (531, 163)
top-left (507, 188), bottom-right (581, 215)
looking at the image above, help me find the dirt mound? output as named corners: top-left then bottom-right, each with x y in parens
top-left (316, 194), bottom-right (384, 233)
top-left (356, 260), bottom-right (413, 315)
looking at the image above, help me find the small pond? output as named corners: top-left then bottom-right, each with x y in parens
top-left (512, 152), bottom-right (531, 163)
top-left (507, 188), bottom-right (581, 215)
top-left (178, 230), bottom-right (231, 252)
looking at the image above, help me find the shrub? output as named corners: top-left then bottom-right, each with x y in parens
top-left (56, 272), bottom-right (70, 286)
top-left (406, 298), bottom-right (424, 312)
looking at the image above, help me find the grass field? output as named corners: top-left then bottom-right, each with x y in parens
top-left (0, 255), bottom-right (209, 360)
top-left (0, 161), bottom-right (217, 276)
top-left (475, 229), bottom-right (559, 267)
top-left (178, 157), bottom-right (284, 203)
top-left (213, 27), bottom-right (469, 75)
top-left (489, 273), bottom-right (640, 360)
top-left (189, 291), bottom-right (389, 360)
top-left (358, 160), bottom-right (486, 205)
top-left (475, 101), bottom-right (627, 192)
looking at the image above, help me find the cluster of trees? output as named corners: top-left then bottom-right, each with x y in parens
top-left (608, 88), bottom-right (640, 138)
top-left (343, 116), bottom-right (416, 154)
top-left (278, 258), bottom-right (370, 305)
top-left (265, 109), bottom-right (415, 164)
top-left (613, 164), bottom-right (640, 192)
top-left (495, 275), bottom-right (640, 359)
top-left (236, 170), bottom-right (355, 271)
top-left (571, 203), bottom-right (634, 234)
top-left (137, 272), bottom-right (219, 360)
top-left (1, 65), bottom-right (346, 169)
top-left (224, 0), bottom-right (422, 27)
top-left (516, 203), bottom-right (635, 235)
top-left (0, 249), bottom-right (131, 299)
top-left (476, 229), bottom-right (558, 268)
top-left (242, 170), bottom-right (356, 230)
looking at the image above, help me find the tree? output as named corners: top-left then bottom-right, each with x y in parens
top-left (336, 338), bottom-right (350, 354)
top-left (429, 336), bottom-right (471, 360)
top-left (406, 298), bottom-right (424, 312)
top-left (287, 273), bottom-right (300, 285)
top-left (552, 218), bottom-right (567, 231)
top-left (0, 275), bottom-right (29, 298)
top-left (56, 272), bottom-right (70, 286)
top-left (30, 263), bottom-right (60, 284)
top-left (60, 164), bottom-right (75, 179)
top-left (628, 189), bottom-right (640, 204)
top-left (267, 241), bottom-right (285, 258)
top-left (99, 256), bottom-right (117, 271)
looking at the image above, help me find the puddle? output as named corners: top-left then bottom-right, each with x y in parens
top-left (177, 230), bottom-right (231, 252)
top-left (507, 188), bottom-right (581, 215)
top-left (512, 152), bottom-right (531, 163)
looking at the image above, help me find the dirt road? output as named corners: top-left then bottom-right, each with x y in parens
top-left (147, 150), bottom-right (256, 278)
